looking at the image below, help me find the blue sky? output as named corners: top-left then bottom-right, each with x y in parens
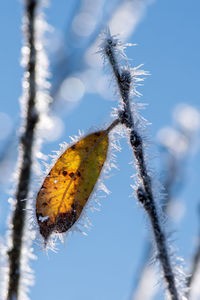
top-left (1, 1), bottom-right (200, 300)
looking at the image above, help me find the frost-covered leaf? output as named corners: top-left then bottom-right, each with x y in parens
top-left (36, 131), bottom-right (109, 241)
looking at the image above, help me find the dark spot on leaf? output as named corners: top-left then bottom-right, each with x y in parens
top-left (71, 145), bottom-right (76, 150)
top-left (69, 172), bottom-right (74, 178)
top-left (63, 171), bottom-right (68, 176)
top-left (95, 132), bottom-right (101, 136)
top-left (77, 171), bottom-right (81, 177)
top-left (36, 213), bottom-right (52, 241)
top-left (54, 203), bottom-right (77, 234)
top-left (42, 202), bottom-right (48, 207)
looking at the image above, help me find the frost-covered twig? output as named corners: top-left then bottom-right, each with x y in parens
top-left (7, 1), bottom-right (38, 299)
top-left (103, 34), bottom-right (180, 300)
top-left (131, 135), bottom-right (180, 299)
top-left (187, 204), bottom-right (200, 296)
top-left (187, 242), bottom-right (200, 295)
top-left (130, 153), bottom-right (178, 300)
top-left (134, 104), bottom-right (200, 299)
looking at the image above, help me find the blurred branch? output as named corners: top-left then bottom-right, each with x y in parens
top-left (7, 1), bottom-right (38, 299)
top-left (50, 0), bottom-right (123, 99)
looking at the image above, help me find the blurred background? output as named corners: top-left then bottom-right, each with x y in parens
top-left (0, 0), bottom-right (200, 299)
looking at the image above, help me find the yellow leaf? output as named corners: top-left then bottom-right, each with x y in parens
top-left (36, 130), bottom-right (109, 240)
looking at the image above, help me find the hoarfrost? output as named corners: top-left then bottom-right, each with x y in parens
top-left (38, 215), bottom-right (49, 222)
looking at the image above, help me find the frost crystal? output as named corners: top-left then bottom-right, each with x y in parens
top-left (38, 215), bottom-right (49, 222)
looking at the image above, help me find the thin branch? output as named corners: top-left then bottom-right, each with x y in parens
top-left (131, 149), bottom-right (178, 299)
top-left (104, 36), bottom-right (180, 300)
top-left (187, 243), bottom-right (200, 291)
top-left (7, 0), bottom-right (38, 299)
top-left (187, 203), bottom-right (200, 296)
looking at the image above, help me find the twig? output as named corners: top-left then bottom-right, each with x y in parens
top-left (104, 35), bottom-right (180, 300)
top-left (7, 1), bottom-right (38, 299)
top-left (187, 243), bottom-right (200, 292)
top-left (187, 203), bottom-right (200, 297)
top-left (131, 149), bottom-right (178, 299)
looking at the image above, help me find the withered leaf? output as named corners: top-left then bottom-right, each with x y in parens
top-left (36, 131), bottom-right (109, 241)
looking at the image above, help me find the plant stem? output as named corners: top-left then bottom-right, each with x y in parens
top-left (186, 203), bottom-right (200, 298)
top-left (187, 242), bottom-right (200, 293)
top-left (104, 37), bottom-right (179, 300)
top-left (7, 1), bottom-right (38, 299)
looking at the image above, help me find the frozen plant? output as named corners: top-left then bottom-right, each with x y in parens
top-left (101, 31), bottom-right (185, 300)
top-left (35, 31), bottom-right (186, 300)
